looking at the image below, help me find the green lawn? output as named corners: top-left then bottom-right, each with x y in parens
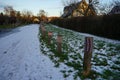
top-left (39, 23), bottom-right (120, 80)
top-left (0, 24), bottom-right (15, 29)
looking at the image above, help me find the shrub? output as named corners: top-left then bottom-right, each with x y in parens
top-left (50, 14), bottom-right (120, 40)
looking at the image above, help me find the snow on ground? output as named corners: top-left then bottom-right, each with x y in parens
top-left (53, 25), bottom-right (120, 44)
top-left (0, 24), bottom-right (120, 80)
top-left (0, 24), bottom-right (64, 80)
top-left (40, 24), bottom-right (120, 80)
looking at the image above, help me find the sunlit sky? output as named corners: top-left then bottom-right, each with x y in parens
top-left (0, 0), bottom-right (114, 17)
top-left (0, 0), bottom-right (64, 17)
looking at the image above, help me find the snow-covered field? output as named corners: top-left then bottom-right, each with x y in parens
top-left (0, 24), bottom-right (64, 80)
top-left (0, 24), bottom-right (120, 80)
top-left (40, 24), bottom-right (120, 80)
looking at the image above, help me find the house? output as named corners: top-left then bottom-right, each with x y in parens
top-left (33, 18), bottom-right (39, 23)
top-left (61, 0), bottom-right (96, 18)
top-left (108, 5), bottom-right (120, 15)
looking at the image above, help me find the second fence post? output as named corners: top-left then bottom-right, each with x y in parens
top-left (41, 26), bottom-right (46, 39)
top-left (48, 32), bottom-right (53, 45)
top-left (57, 35), bottom-right (62, 53)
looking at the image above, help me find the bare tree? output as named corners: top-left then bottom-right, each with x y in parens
top-left (62, 0), bottom-right (118, 17)
top-left (4, 6), bottom-right (14, 16)
top-left (10, 10), bottom-right (16, 17)
top-left (37, 10), bottom-right (48, 22)
top-left (93, 0), bottom-right (116, 15)
top-left (113, 0), bottom-right (120, 6)
top-left (84, 0), bottom-right (99, 16)
top-left (16, 11), bottom-right (21, 18)
top-left (22, 10), bottom-right (33, 18)
top-left (0, 12), bottom-right (4, 25)
top-left (37, 10), bottom-right (47, 17)
top-left (21, 10), bottom-right (33, 23)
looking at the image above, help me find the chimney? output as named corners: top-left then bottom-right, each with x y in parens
top-left (89, 0), bottom-right (92, 3)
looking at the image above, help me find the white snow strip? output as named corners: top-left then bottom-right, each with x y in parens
top-left (53, 24), bottom-right (120, 44)
top-left (0, 24), bottom-right (64, 80)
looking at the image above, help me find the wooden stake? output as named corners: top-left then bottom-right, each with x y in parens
top-left (48, 32), bottom-right (53, 44)
top-left (41, 26), bottom-right (46, 38)
top-left (57, 35), bottom-right (62, 53)
top-left (83, 37), bottom-right (93, 76)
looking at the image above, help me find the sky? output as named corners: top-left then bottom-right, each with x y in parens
top-left (0, 0), bottom-right (114, 17)
top-left (0, 0), bottom-right (64, 17)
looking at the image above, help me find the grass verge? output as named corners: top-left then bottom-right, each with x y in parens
top-left (39, 23), bottom-right (120, 80)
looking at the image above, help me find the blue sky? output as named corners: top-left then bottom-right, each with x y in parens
top-left (0, 0), bottom-right (64, 17)
top-left (0, 0), bottom-right (114, 17)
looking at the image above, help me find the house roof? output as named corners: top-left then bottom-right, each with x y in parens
top-left (33, 18), bottom-right (39, 22)
top-left (109, 5), bottom-right (120, 15)
top-left (61, 0), bottom-right (96, 18)
top-left (61, 3), bottom-right (79, 18)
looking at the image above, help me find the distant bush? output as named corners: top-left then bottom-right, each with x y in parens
top-left (50, 14), bottom-right (120, 40)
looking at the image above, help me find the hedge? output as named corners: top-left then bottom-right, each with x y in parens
top-left (50, 14), bottom-right (120, 40)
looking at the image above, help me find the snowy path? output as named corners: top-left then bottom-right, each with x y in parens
top-left (0, 24), bottom-right (64, 80)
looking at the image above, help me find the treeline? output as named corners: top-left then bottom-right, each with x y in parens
top-left (0, 6), bottom-right (44, 29)
top-left (50, 14), bottom-right (120, 40)
top-left (0, 12), bottom-right (35, 26)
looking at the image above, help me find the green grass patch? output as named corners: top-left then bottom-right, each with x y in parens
top-left (0, 23), bottom-right (27, 29)
top-left (39, 23), bottom-right (120, 80)
top-left (0, 24), bottom-right (15, 29)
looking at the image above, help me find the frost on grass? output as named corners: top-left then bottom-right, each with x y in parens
top-left (39, 23), bottom-right (120, 80)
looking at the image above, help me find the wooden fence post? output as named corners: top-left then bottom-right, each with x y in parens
top-left (57, 35), bottom-right (62, 53)
top-left (40, 21), bottom-right (44, 26)
top-left (48, 32), bottom-right (53, 44)
top-left (83, 37), bottom-right (93, 76)
top-left (41, 26), bottom-right (46, 38)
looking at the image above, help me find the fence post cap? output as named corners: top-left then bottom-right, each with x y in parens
top-left (48, 31), bottom-right (53, 36)
top-left (57, 35), bottom-right (62, 43)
